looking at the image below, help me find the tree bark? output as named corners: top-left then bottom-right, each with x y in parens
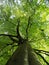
top-left (6, 43), bottom-right (42, 65)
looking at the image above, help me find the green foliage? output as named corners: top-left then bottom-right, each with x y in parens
top-left (0, 0), bottom-right (49, 65)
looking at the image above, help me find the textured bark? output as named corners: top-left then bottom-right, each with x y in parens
top-left (6, 43), bottom-right (28, 65)
top-left (28, 44), bottom-right (42, 65)
top-left (6, 43), bottom-right (42, 65)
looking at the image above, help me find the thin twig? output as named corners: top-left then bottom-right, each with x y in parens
top-left (0, 34), bottom-right (17, 37)
top-left (0, 42), bottom-right (14, 52)
top-left (33, 48), bottom-right (49, 56)
top-left (0, 43), bottom-right (16, 57)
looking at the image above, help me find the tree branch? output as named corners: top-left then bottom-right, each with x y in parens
top-left (0, 42), bottom-right (14, 52)
top-left (0, 43), bottom-right (18, 57)
top-left (0, 34), bottom-right (19, 42)
top-left (26, 17), bottom-right (30, 39)
top-left (33, 48), bottom-right (49, 56)
top-left (0, 34), bottom-right (17, 37)
top-left (35, 52), bottom-right (49, 65)
top-left (16, 18), bottom-right (21, 38)
top-left (16, 18), bottom-right (26, 45)
top-left (8, 36), bottom-right (18, 43)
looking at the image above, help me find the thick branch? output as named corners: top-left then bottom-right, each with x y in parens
top-left (16, 18), bottom-right (26, 45)
top-left (0, 34), bottom-right (18, 43)
top-left (16, 18), bottom-right (21, 38)
top-left (26, 17), bottom-right (30, 39)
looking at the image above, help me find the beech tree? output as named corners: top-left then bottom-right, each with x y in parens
top-left (0, 0), bottom-right (49, 65)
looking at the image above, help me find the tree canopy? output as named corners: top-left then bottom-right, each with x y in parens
top-left (0, 0), bottom-right (49, 65)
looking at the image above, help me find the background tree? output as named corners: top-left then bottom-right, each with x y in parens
top-left (0, 0), bottom-right (49, 65)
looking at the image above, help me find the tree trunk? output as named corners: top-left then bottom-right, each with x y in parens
top-left (6, 43), bottom-right (42, 65)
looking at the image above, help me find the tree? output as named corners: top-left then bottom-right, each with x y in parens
top-left (0, 0), bottom-right (49, 65)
